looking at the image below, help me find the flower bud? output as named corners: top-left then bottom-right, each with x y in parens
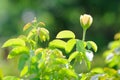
top-left (80, 14), bottom-right (93, 30)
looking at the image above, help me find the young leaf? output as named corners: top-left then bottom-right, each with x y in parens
top-left (35, 48), bottom-right (43, 55)
top-left (76, 40), bottom-right (86, 53)
top-left (87, 41), bottom-right (97, 52)
top-left (65, 39), bottom-right (76, 53)
top-left (20, 65), bottom-right (28, 77)
top-left (27, 29), bottom-right (36, 39)
top-left (8, 46), bottom-right (29, 59)
top-left (55, 58), bottom-right (68, 64)
top-left (68, 51), bottom-right (79, 62)
top-left (23, 22), bottom-right (32, 31)
top-left (49, 39), bottom-right (66, 49)
top-left (18, 35), bottom-right (27, 41)
top-left (38, 28), bottom-right (50, 42)
top-left (56, 30), bottom-right (75, 39)
top-left (2, 38), bottom-right (25, 48)
top-left (52, 49), bottom-right (64, 58)
top-left (37, 22), bottom-right (46, 27)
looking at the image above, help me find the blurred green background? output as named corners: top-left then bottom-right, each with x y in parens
top-left (0, 0), bottom-right (120, 76)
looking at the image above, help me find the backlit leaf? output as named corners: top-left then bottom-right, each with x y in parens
top-left (27, 29), bottom-right (36, 39)
top-left (59, 68), bottom-right (77, 78)
top-left (2, 38), bottom-right (25, 48)
top-left (65, 39), bottom-right (76, 53)
top-left (91, 68), bottom-right (104, 73)
top-left (3, 76), bottom-right (20, 80)
top-left (104, 67), bottom-right (117, 76)
top-left (108, 41), bottom-right (120, 49)
top-left (35, 48), bottom-right (43, 55)
top-left (8, 46), bottom-right (29, 59)
top-left (23, 23), bottom-right (32, 31)
top-left (68, 51), bottom-right (79, 62)
top-left (55, 58), bottom-right (68, 64)
top-left (20, 65), bottom-right (28, 77)
top-left (87, 41), bottom-right (97, 52)
top-left (38, 22), bottom-right (46, 27)
top-left (56, 30), bottom-right (75, 39)
top-left (49, 39), bottom-right (66, 49)
top-left (38, 28), bottom-right (49, 42)
top-left (80, 73), bottom-right (87, 80)
top-left (52, 49), bottom-right (64, 58)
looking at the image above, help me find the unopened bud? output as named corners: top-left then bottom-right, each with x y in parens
top-left (80, 14), bottom-right (93, 30)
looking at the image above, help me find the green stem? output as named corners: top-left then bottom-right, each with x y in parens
top-left (82, 29), bottom-right (87, 41)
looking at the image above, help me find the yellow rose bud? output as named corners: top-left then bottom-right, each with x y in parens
top-left (80, 14), bottom-right (93, 30)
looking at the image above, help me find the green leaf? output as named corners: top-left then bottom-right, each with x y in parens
top-left (55, 58), bottom-right (68, 64)
top-left (2, 38), bottom-right (25, 48)
top-left (49, 39), bottom-right (66, 49)
top-left (68, 51), bottom-right (79, 62)
top-left (0, 69), bottom-right (3, 80)
top-left (65, 69), bottom-right (77, 78)
top-left (76, 40), bottom-right (85, 53)
top-left (80, 73), bottom-right (87, 80)
top-left (59, 68), bottom-right (77, 78)
top-left (37, 22), bottom-right (46, 27)
top-left (18, 54), bottom-right (29, 71)
top-left (87, 41), bottom-right (97, 52)
top-left (56, 30), bottom-right (75, 39)
top-left (104, 68), bottom-right (117, 76)
top-left (103, 49), bottom-right (113, 58)
top-left (38, 28), bottom-right (49, 42)
top-left (91, 68), bottom-right (104, 73)
top-left (18, 35), bottom-right (27, 41)
top-left (31, 56), bottom-right (38, 63)
top-left (85, 59), bottom-right (91, 70)
top-left (52, 49), bottom-right (64, 58)
top-left (8, 46), bottom-right (29, 59)
top-left (108, 41), bottom-right (120, 49)
top-left (65, 39), bottom-right (76, 53)
top-left (20, 65), bottom-right (28, 77)
top-left (23, 22), bottom-right (32, 31)
top-left (27, 29), bottom-right (36, 39)
top-left (35, 48), bottom-right (43, 55)
top-left (3, 76), bottom-right (20, 80)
